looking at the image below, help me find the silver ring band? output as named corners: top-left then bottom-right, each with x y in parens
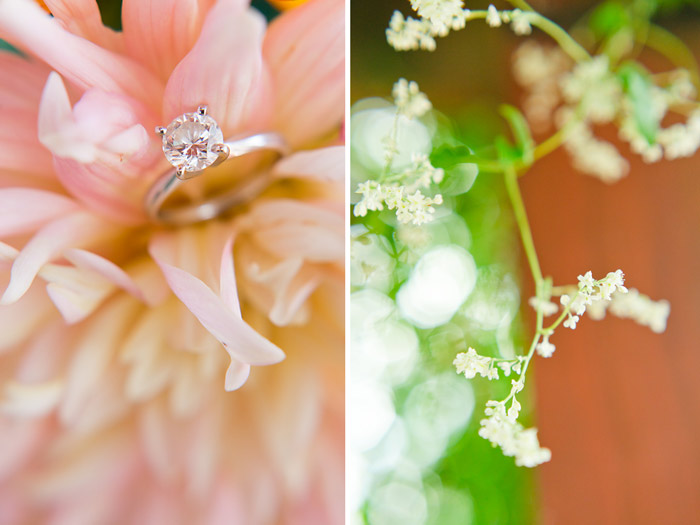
top-left (145, 131), bottom-right (289, 225)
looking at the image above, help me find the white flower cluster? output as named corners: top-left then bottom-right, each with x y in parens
top-left (560, 270), bottom-right (628, 330)
top-left (410, 0), bottom-right (468, 36)
top-left (393, 78), bottom-right (432, 119)
top-left (512, 41), bottom-right (570, 131)
top-left (399, 153), bottom-right (445, 190)
top-left (486, 5), bottom-right (531, 34)
top-left (564, 121), bottom-right (629, 183)
top-left (354, 180), bottom-right (444, 225)
top-left (479, 398), bottom-right (551, 467)
top-left (387, 0), bottom-right (468, 52)
top-left (453, 347), bottom-right (525, 380)
top-left (586, 288), bottom-right (671, 333)
top-left (514, 42), bottom-right (700, 181)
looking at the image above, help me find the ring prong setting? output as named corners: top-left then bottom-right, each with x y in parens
top-left (197, 105), bottom-right (208, 116)
top-left (155, 126), bottom-right (166, 135)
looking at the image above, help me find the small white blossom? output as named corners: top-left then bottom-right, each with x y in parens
top-left (510, 9), bottom-right (532, 35)
top-left (528, 296), bottom-right (558, 316)
top-left (353, 180), bottom-right (384, 217)
top-left (410, 0), bottom-right (468, 36)
top-left (535, 334), bottom-right (555, 358)
top-left (563, 314), bottom-right (579, 329)
top-left (486, 4), bottom-right (502, 27)
top-left (386, 11), bottom-right (437, 51)
top-left (453, 347), bottom-right (498, 380)
top-left (563, 122), bottom-right (629, 183)
top-left (479, 403), bottom-right (551, 467)
top-left (393, 78), bottom-right (432, 119)
top-left (587, 288), bottom-right (671, 333)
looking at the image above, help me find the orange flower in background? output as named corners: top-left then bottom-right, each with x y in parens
top-left (0, 0), bottom-right (344, 523)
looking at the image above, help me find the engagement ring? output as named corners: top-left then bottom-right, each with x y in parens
top-left (146, 105), bottom-right (288, 224)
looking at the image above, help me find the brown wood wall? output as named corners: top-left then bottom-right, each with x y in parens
top-left (523, 144), bottom-right (700, 524)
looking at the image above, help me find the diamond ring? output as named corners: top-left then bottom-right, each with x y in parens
top-left (146, 105), bottom-right (289, 225)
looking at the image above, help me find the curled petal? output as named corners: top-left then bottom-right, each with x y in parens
top-left (0, 0), bottom-right (164, 109)
top-left (264, 0), bottom-right (344, 146)
top-left (151, 256), bottom-right (285, 367)
top-left (163, 1), bottom-right (273, 136)
top-left (224, 360), bottom-right (251, 392)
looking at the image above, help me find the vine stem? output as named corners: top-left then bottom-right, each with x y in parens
top-left (503, 165), bottom-right (543, 286)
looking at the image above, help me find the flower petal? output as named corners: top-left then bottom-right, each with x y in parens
top-left (224, 360), bottom-right (251, 392)
top-left (122, 0), bottom-right (221, 81)
top-left (263, 0), bottom-right (344, 146)
top-left (163, 1), bottom-right (273, 136)
top-left (219, 236), bottom-right (241, 316)
top-left (273, 146), bottom-right (344, 183)
top-left (0, 188), bottom-right (78, 238)
top-left (240, 199), bottom-right (344, 262)
top-left (0, 0), bottom-right (164, 109)
top-left (1, 211), bottom-right (112, 305)
top-left (64, 249), bottom-right (145, 302)
top-left (44, 0), bottom-right (123, 52)
top-left (150, 257), bottom-right (285, 366)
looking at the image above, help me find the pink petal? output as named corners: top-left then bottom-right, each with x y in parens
top-left (0, 107), bottom-right (55, 177)
top-left (122, 0), bottom-right (219, 81)
top-left (64, 248), bottom-right (145, 302)
top-left (44, 0), bottom-right (123, 52)
top-left (219, 236), bottom-right (241, 316)
top-left (0, 52), bottom-right (50, 111)
top-left (51, 158), bottom-right (148, 224)
top-left (273, 146), bottom-right (344, 183)
top-left (242, 199), bottom-right (344, 262)
top-left (150, 257), bottom-right (285, 366)
top-left (1, 211), bottom-right (112, 305)
top-left (0, 0), bottom-right (164, 109)
top-left (224, 360), bottom-right (251, 392)
top-left (163, 1), bottom-right (273, 136)
top-left (263, 0), bottom-right (344, 147)
top-left (0, 188), bottom-right (78, 237)
top-left (0, 280), bottom-right (55, 352)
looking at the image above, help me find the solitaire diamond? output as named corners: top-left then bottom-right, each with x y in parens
top-left (160, 110), bottom-right (224, 173)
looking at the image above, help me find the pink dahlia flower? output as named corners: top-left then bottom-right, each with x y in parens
top-left (0, 0), bottom-right (344, 523)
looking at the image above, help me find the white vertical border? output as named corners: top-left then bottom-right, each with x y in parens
top-left (343, 0), bottom-right (351, 521)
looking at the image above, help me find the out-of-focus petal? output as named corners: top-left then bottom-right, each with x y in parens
top-left (0, 107), bottom-right (55, 178)
top-left (1, 211), bottom-right (113, 305)
top-left (0, 189), bottom-right (78, 238)
top-left (0, 52), bottom-right (50, 111)
top-left (44, 0), bottom-right (123, 52)
top-left (1, 380), bottom-right (63, 417)
top-left (163, 1), bottom-right (273, 136)
top-left (122, 0), bottom-right (220, 81)
top-left (240, 199), bottom-right (344, 262)
top-left (273, 145), bottom-right (344, 183)
top-left (0, 0), bottom-right (164, 109)
top-left (64, 249), bottom-right (145, 302)
top-left (59, 295), bottom-right (137, 424)
top-left (264, 0), bottom-right (344, 147)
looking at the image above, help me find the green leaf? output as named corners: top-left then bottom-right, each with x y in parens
top-left (441, 163), bottom-right (479, 196)
top-left (589, 1), bottom-right (630, 39)
top-left (618, 62), bottom-right (658, 144)
top-left (494, 135), bottom-right (520, 165)
top-left (430, 144), bottom-right (477, 170)
top-left (499, 105), bottom-right (534, 166)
